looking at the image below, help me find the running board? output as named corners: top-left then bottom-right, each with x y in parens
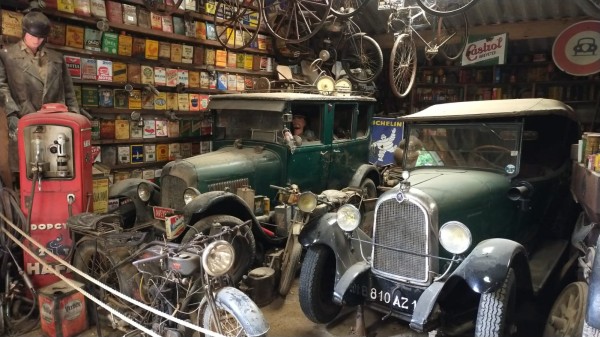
top-left (528, 239), bottom-right (569, 295)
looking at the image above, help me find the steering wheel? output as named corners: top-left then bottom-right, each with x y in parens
top-left (471, 145), bottom-right (512, 169)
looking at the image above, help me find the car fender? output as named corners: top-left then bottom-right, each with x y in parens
top-left (586, 236), bottom-right (600, 329)
top-left (212, 287), bottom-right (270, 337)
top-left (451, 238), bottom-right (532, 294)
top-left (300, 212), bottom-right (372, 304)
top-left (349, 164), bottom-right (380, 187)
top-left (410, 238), bottom-right (532, 332)
top-left (108, 178), bottom-right (160, 226)
top-left (183, 191), bottom-right (284, 245)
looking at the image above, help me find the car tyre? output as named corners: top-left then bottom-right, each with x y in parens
top-left (299, 245), bottom-right (341, 323)
top-left (475, 268), bottom-right (517, 337)
top-left (360, 178), bottom-right (377, 199)
top-left (181, 215), bottom-right (256, 284)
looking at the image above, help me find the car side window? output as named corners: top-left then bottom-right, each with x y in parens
top-left (333, 104), bottom-right (355, 141)
top-left (291, 104), bottom-right (322, 143)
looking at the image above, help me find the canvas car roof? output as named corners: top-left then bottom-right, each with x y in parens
top-left (401, 98), bottom-right (577, 122)
top-left (208, 92), bottom-right (376, 111)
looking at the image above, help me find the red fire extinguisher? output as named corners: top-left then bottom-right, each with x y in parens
top-left (17, 103), bottom-right (93, 289)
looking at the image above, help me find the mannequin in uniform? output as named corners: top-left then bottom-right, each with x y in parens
top-left (0, 11), bottom-right (80, 178)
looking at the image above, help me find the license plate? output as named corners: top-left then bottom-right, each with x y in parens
top-left (153, 206), bottom-right (175, 220)
top-left (350, 278), bottom-right (422, 315)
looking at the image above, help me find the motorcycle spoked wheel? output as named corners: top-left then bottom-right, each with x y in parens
top-left (181, 215), bottom-right (256, 284)
top-left (278, 239), bottom-right (302, 296)
top-left (202, 303), bottom-right (247, 337)
top-left (72, 241), bottom-right (141, 325)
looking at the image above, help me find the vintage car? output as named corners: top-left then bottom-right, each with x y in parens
top-left (102, 92), bottom-right (381, 279)
top-left (298, 98), bottom-right (582, 336)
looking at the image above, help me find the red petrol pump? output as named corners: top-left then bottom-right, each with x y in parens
top-left (18, 103), bottom-right (93, 289)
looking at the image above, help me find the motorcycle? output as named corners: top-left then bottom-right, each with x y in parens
top-left (270, 184), bottom-right (368, 296)
top-left (69, 217), bottom-right (269, 337)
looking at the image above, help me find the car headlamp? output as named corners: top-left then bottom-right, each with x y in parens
top-left (137, 182), bottom-right (153, 202)
top-left (439, 221), bottom-right (472, 255)
top-left (183, 187), bottom-right (201, 205)
top-left (202, 240), bottom-right (235, 277)
top-left (298, 192), bottom-right (318, 213)
top-left (336, 204), bottom-right (361, 232)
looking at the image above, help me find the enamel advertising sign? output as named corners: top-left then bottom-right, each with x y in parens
top-left (461, 33), bottom-right (507, 66)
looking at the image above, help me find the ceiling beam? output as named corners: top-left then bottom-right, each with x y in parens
top-left (373, 17), bottom-right (587, 49)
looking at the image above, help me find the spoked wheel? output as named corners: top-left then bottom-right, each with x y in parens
top-left (278, 239), bottom-right (302, 296)
top-left (262, 0), bottom-right (332, 43)
top-left (340, 33), bottom-right (383, 83)
top-left (181, 215), bottom-right (256, 284)
top-left (436, 12), bottom-right (469, 60)
top-left (389, 33), bottom-right (417, 98)
top-left (272, 20), bottom-right (312, 65)
top-left (475, 268), bottom-right (517, 337)
top-left (214, 0), bottom-right (262, 50)
top-left (72, 241), bottom-right (140, 323)
top-left (330, 0), bottom-right (371, 18)
top-left (415, 0), bottom-right (480, 17)
top-left (543, 282), bottom-right (588, 337)
top-left (203, 304), bottom-right (246, 337)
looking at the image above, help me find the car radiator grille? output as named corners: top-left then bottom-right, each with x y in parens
top-left (161, 175), bottom-right (188, 210)
top-left (373, 198), bottom-right (429, 282)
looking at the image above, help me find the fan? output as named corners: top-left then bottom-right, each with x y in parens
top-left (316, 76), bottom-right (335, 95)
top-left (255, 77), bottom-right (271, 92)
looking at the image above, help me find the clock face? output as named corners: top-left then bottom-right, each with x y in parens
top-left (334, 78), bottom-right (352, 96)
top-left (316, 76), bottom-right (335, 95)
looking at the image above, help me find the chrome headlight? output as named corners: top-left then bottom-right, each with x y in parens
top-left (183, 187), bottom-right (201, 205)
top-left (298, 192), bottom-right (318, 213)
top-left (137, 182), bottom-right (153, 202)
top-left (337, 204), bottom-right (361, 232)
top-left (439, 221), bottom-right (472, 255)
top-left (202, 240), bottom-right (235, 277)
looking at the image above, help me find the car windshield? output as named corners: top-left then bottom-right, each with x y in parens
top-left (404, 122), bottom-right (521, 175)
top-left (215, 109), bottom-right (285, 142)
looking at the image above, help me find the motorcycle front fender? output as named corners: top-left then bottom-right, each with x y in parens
top-left (213, 287), bottom-right (270, 337)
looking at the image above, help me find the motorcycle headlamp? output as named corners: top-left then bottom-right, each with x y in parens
top-left (297, 192), bottom-right (318, 213)
top-left (183, 187), bottom-right (201, 205)
top-left (336, 204), bottom-right (361, 232)
top-left (439, 221), bottom-right (472, 255)
top-left (137, 182), bottom-right (153, 202)
top-left (202, 240), bottom-right (235, 277)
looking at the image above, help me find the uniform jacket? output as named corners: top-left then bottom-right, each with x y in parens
top-left (0, 42), bottom-right (80, 117)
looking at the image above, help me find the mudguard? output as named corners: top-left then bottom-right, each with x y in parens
top-left (586, 236), bottom-right (600, 329)
top-left (213, 287), bottom-right (270, 337)
top-left (183, 190), bottom-right (285, 245)
top-left (108, 178), bottom-right (160, 228)
top-left (349, 164), bottom-right (380, 187)
top-left (410, 238), bottom-right (531, 332)
top-left (300, 212), bottom-right (372, 303)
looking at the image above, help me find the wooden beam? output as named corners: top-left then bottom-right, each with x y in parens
top-left (373, 17), bottom-right (587, 49)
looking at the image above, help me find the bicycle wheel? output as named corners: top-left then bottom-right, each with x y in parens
top-left (437, 12), bottom-right (468, 60)
top-left (415, 0), bottom-right (479, 17)
top-left (214, 0), bottom-right (261, 50)
top-left (389, 33), bottom-right (417, 98)
top-left (262, 0), bottom-right (332, 43)
top-left (330, 0), bottom-right (371, 18)
top-left (340, 33), bottom-right (383, 83)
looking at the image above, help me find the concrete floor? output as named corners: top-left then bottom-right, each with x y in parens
top-left (16, 277), bottom-right (425, 337)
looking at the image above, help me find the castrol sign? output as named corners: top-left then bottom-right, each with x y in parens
top-left (462, 33), bottom-right (508, 66)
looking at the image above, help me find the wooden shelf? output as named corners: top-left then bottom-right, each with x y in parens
top-left (92, 136), bottom-right (207, 145)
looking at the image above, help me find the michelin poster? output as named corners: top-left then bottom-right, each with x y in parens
top-left (369, 117), bottom-right (403, 166)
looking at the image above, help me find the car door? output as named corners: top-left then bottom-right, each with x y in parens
top-left (286, 102), bottom-right (331, 193)
top-left (328, 103), bottom-right (371, 189)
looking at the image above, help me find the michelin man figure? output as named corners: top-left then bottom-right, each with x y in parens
top-left (372, 128), bottom-right (398, 162)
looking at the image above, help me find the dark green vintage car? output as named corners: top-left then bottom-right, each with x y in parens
top-left (103, 92), bottom-right (381, 280)
top-left (298, 98), bottom-right (582, 337)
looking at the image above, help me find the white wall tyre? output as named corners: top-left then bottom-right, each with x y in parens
top-left (544, 282), bottom-right (588, 337)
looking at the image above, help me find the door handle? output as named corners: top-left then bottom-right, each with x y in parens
top-left (333, 149), bottom-right (341, 153)
top-left (320, 151), bottom-right (328, 155)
